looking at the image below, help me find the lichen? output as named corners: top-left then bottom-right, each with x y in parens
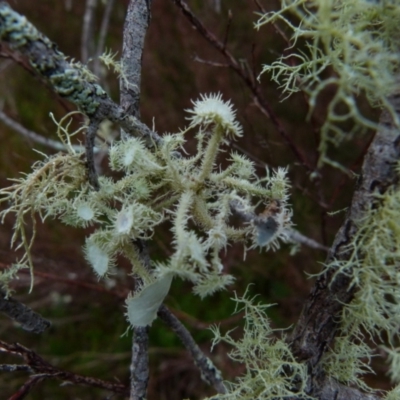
top-left (257, 0), bottom-right (400, 167)
top-left (0, 94), bottom-right (292, 327)
top-left (205, 290), bottom-right (311, 400)
top-left (0, 3), bottom-right (105, 116)
top-left (320, 172), bottom-right (400, 388)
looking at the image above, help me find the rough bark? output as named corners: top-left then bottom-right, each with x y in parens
top-left (0, 290), bottom-right (50, 334)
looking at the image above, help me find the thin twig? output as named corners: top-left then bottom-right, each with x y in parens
top-left (287, 229), bottom-right (330, 252)
top-left (8, 375), bottom-right (44, 400)
top-left (253, 0), bottom-right (265, 13)
top-left (0, 289), bottom-right (50, 334)
top-left (81, 0), bottom-right (98, 63)
top-left (119, 1), bottom-right (153, 398)
top-left (0, 364), bottom-right (32, 372)
top-left (0, 340), bottom-right (130, 396)
top-left (222, 10), bottom-right (232, 50)
top-left (172, 0), bottom-right (312, 171)
top-left (94, 0), bottom-right (116, 77)
top-left (158, 305), bottom-right (227, 394)
top-left (0, 110), bottom-right (84, 152)
top-left (85, 120), bottom-right (100, 190)
top-left (194, 56), bottom-right (229, 68)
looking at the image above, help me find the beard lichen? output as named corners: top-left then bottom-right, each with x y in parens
top-left (320, 177), bottom-right (400, 391)
top-left (206, 290), bottom-right (311, 400)
top-left (257, 0), bottom-right (400, 168)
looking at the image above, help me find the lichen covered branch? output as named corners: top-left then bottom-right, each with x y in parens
top-left (0, 1), bottom-right (161, 186)
top-left (0, 289), bottom-right (50, 334)
top-left (290, 89), bottom-right (400, 395)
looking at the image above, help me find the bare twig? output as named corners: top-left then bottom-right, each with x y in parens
top-left (129, 239), bottom-right (152, 400)
top-left (81, 0), bottom-right (98, 63)
top-left (129, 326), bottom-right (149, 400)
top-left (172, 0), bottom-right (312, 171)
top-left (287, 229), bottom-right (330, 252)
top-left (85, 120), bottom-right (100, 189)
top-left (0, 364), bottom-right (31, 372)
top-left (0, 289), bottom-right (50, 334)
top-left (222, 10), bottom-right (232, 50)
top-left (158, 305), bottom-right (227, 394)
top-left (252, 0), bottom-right (265, 13)
top-left (194, 56), bottom-right (229, 68)
top-left (8, 375), bottom-right (44, 400)
top-left (120, 0), bottom-right (151, 119)
top-left (118, 1), bottom-right (153, 399)
top-left (0, 110), bottom-right (84, 152)
top-left (0, 340), bottom-right (130, 396)
top-left (94, 0), bottom-right (115, 76)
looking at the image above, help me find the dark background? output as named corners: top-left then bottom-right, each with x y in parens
top-left (0, 1), bottom-right (384, 398)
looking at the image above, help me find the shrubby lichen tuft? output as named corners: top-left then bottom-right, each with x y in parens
top-left (257, 0), bottom-right (400, 167)
top-left (205, 290), bottom-right (311, 400)
top-left (0, 93), bottom-right (292, 327)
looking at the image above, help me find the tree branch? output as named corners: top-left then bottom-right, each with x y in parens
top-left (318, 378), bottom-right (381, 400)
top-left (290, 90), bottom-right (400, 395)
top-left (0, 2), bottom-right (161, 190)
top-left (0, 110), bottom-right (84, 152)
top-left (0, 289), bottom-right (50, 334)
top-left (158, 305), bottom-right (227, 394)
top-left (120, 0), bottom-right (150, 120)
top-left (119, 1), bottom-right (152, 399)
top-left (0, 340), bottom-right (130, 396)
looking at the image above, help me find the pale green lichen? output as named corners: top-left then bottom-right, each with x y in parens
top-left (205, 290), bottom-right (311, 400)
top-left (320, 335), bottom-right (374, 392)
top-left (0, 93), bottom-right (292, 327)
top-left (0, 3), bottom-right (105, 115)
top-left (384, 384), bottom-right (400, 400)
top-left (0, 3), bottom-right (41, 48)
top-left (125, 273), bottom-right (173, 327)
top-left (320, 174), bottom-right (400, 389)
top-left (257, 0), bottom-right (400, 167)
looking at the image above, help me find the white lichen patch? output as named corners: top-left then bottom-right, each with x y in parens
top-left (186, 93), bottom-right (243, 138)
top-left (125, 274), bottom-right (173, 327)
top-left (115, 206), bottom-right (134, 235)
top-left (76, 203), bottom-right (95, 221)
top-left (84, 241), bottom-right (111, 278)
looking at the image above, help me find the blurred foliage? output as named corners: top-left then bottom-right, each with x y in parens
top-left (0, 0), bottom-right (383, 399)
